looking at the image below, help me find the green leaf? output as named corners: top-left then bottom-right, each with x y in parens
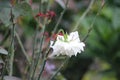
top-left (0, 1), bottom-right (11, 26)
top-left (13, 2), bottom-right (32, 17)
top-left (0, 8), bottom-right (11, 27)
top-left (0, 48), bottom-right (8, 55)
top-left (0, 2), bottom-right (32, 27)
top-left (112, 7), bottom-right (120, 29)
top-left (0, 1), bottom-right (10, 10)
top-left (101, 7), bottom-right (113, 20)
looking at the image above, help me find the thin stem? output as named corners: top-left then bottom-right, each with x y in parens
top-left (37, 57), bottom-right (46, 80)
top-left (28, 27), bottom-right (38, 80)
top-left (31, 25), bottom-right (46, 79)
top-left (82, 0), bottom-right (105, 42)
top-left (9, 8), bottom-right (15, 76)
top-left (15, 31), bottom-right (31, 65)
top-left (0, 28), bottom-right (10, 45)
top-left (15, 31), bottom-right (31, 80)
top-left (52, 0), bottom-right (69, 34)
top-left (36, 1), bottom-right (69, 80)
top-left (29, 0), bottom-right (42, 79)
top-left (49, 57), bottom-right (69, 80)
top-left (48, 0), bottom-right (69, 51)
top-left (39, 0), bottom-right (42, 12)
top-left (46, 0), bottom-right (51, 11)
top-left (72, 0), bottom-right (95, 31)
top-left (37, 48), bottom-right (53, 80)
top-left (32, 0), bottom-right (53, 79)
top-left (30, 0), bottom-right (51, 79)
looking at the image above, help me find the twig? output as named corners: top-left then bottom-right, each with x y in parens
top-left (37, 57), bottom-right (47, 80)
top-left (72, 0), bottom-right (95, 31)
top-left (39, 0), bottom-right (42, 13)
top-left (9, 8), bottom-right (15, 76)
top-left (36, 0), bottom-right (69, 80)
top-left (35, 0), bottom-right (70, 80)
top-left (30, 0), bottom-right (51, 79)
top-left (28, 27), bottom-right (38, 80)
top-left (37, 48), bottom-right (53, 80)
top-left (29, 0), bottom-right (42, 79)
top-left (31, 25), bottom-right (46, 79)
top-left (15, 31), bottom-right (31, 65)
top-left (82, 0), bottom-right (105, 42)
top-left (0, 29), bottom-right (10, 45)
top-left (52, 0), bottom-right (69, 34)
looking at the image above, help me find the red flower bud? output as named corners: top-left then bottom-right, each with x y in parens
top-left (46, 11), bottom-right (56, 19)
top-left (35, 11), bottom-right (56, 19)
top-left (35, 13), bottom-right (46, 17)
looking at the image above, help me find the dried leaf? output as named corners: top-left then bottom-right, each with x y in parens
top-left (4, 76), bottom-right (21, 80)
top-left (0, 48), bottom-right (8, 55)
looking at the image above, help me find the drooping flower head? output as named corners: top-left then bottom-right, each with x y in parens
top-left (49, 31), bottom-right (85, 57)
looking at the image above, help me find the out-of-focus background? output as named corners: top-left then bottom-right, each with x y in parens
top-left (0, 0), bottom-right (120, 80)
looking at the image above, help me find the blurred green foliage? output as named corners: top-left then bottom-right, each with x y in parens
top-left (0, 0), bottom-right (120, 80)
top-left (76, 0), bottom-right (120, 80)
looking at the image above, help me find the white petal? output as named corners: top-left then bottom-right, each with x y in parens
top-left (49, 31), bottom-right (85, 58)
top-left (68, 31), bottom-right (79, 41)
